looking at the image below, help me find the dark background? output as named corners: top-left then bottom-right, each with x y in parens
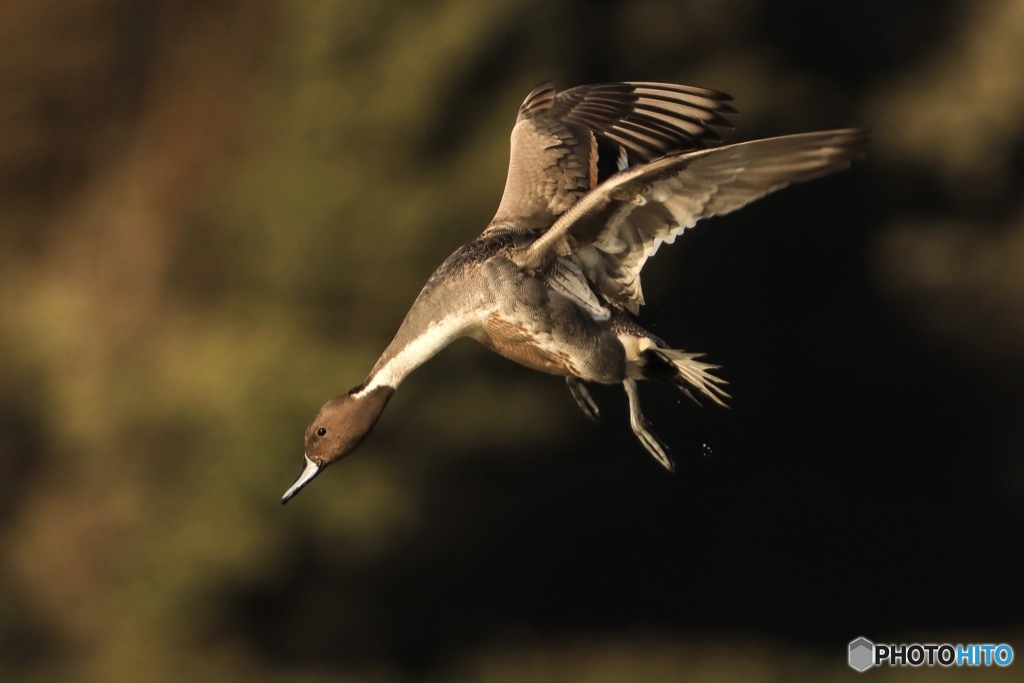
top-left (1, 1), bottom-right (1022, 681)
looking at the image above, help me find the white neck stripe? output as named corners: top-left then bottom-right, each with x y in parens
top-left (360, 316), bottom-right (471, 395)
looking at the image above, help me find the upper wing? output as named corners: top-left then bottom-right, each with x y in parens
top-left (486, 82), bottom-right (734, 232)
top-left (521, 129), bottom-right (869, 313)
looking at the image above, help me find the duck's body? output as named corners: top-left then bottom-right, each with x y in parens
top-left (367, 231), bottom-right (626, 389)
top-left (283, 81), bottom-right (866, 502)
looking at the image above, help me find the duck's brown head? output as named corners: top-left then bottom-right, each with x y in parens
top-left (281, 385), bottom-right (394, 504)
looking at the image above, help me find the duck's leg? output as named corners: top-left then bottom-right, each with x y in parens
top-left (566, 377), bottom-right (600, 421)
top-left (622, 378), bottom-right (675, 472)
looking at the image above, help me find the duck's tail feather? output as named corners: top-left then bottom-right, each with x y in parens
top-left (643, 347), bottom-right (730, 407)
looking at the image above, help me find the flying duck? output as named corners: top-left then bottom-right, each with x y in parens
top-left (282, 81), bottom-right (866, 502)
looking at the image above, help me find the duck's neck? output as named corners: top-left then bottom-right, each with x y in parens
top-left (359, 252), bottom-right (490, 394)
top-left (360, 313), bottom-right (474, 394)
top-left (346, 384), bottom-right (394, 433)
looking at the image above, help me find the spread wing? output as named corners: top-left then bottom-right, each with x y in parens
top-left (486, 82), bottom-right (734, 232)
top-left (521, 129), bottom-right (869, 313)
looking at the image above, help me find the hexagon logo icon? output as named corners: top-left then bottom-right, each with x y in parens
top-left (849, 637), bottom-right (875, 672)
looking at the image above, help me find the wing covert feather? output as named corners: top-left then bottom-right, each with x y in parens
top-left (488, 82), bottom-right (733, 231)
top-left (522, 129), bottom-right (869, 312)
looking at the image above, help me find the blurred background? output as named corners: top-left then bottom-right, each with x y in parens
top-left (2, 0), bottom-right (1023, 681)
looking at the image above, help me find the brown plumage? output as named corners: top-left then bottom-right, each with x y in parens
top-left (283, 81), bottom-right (866, 501)
top-left (519, 128), bottom-right (868, 312)
top-left (490, 82), bottom-right (735, 229)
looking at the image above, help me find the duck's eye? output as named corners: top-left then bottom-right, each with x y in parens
top-left (316, 427), bottom-right (327, 437)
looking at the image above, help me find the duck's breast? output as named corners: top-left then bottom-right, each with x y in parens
top-left (474, 256), bottom-right (626, 383)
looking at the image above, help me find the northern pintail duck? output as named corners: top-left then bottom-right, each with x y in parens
top-left (282, 81), bottom-right (866, 502)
